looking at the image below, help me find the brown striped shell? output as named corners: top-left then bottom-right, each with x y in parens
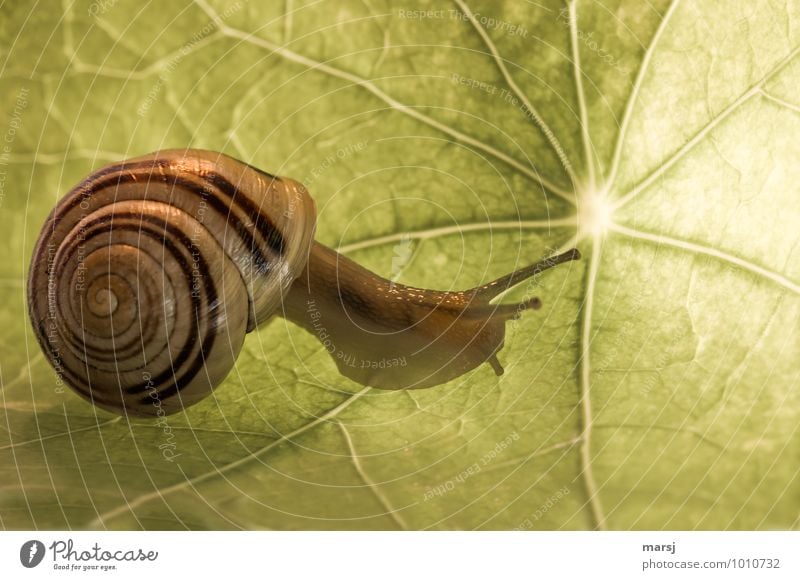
top-left (27, 149), bottom-right (316, 416)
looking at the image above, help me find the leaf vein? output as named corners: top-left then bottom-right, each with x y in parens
top-left (192, 0), bottom-right (573, 201)
top-left (453, 0), bottom-right (577, 187)
top-left (613, 42), bottom-right (800, 210)
top-left (88, 386), bottom-right (372, 527)
top-left (611, 223), bottom-right (800, 296)
top-left (336, 216), bottom-right (577, 254)
top-left (606, 0), bottom-right (682, 190)
top-left (337, 421), bottom-right (409, 530)
top-left (568, 0), bottom-right (596, 188)
top-left (578, 236), bottom-right (607, 530)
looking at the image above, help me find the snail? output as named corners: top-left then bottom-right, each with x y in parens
top-left (28, 149), bottom-right (580, 417)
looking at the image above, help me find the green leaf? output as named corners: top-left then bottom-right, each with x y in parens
top-left (1, 0), bottom-right (799, 530)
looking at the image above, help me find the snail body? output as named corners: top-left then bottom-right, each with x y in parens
top-left (28, 149), bottom-right (579, 416)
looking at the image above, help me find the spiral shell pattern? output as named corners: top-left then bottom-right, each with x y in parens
top-left (28, 150), bottom-right (316, 416)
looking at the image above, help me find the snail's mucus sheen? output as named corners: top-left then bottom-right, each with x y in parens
top-left (28, 149), bottom-right (579, 417)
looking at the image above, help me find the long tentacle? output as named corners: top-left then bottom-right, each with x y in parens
top-left (471, 248), bottom-right (581, 301)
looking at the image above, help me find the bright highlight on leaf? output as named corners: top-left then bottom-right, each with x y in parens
top-left (578, 187), bottom-right (614, 238)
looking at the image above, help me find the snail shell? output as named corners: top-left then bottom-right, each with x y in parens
top-left (28, 149), bottom-right (315, 416)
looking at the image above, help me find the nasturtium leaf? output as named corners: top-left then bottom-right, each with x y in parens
top-left (1, 0), bottom-right (798, 530)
